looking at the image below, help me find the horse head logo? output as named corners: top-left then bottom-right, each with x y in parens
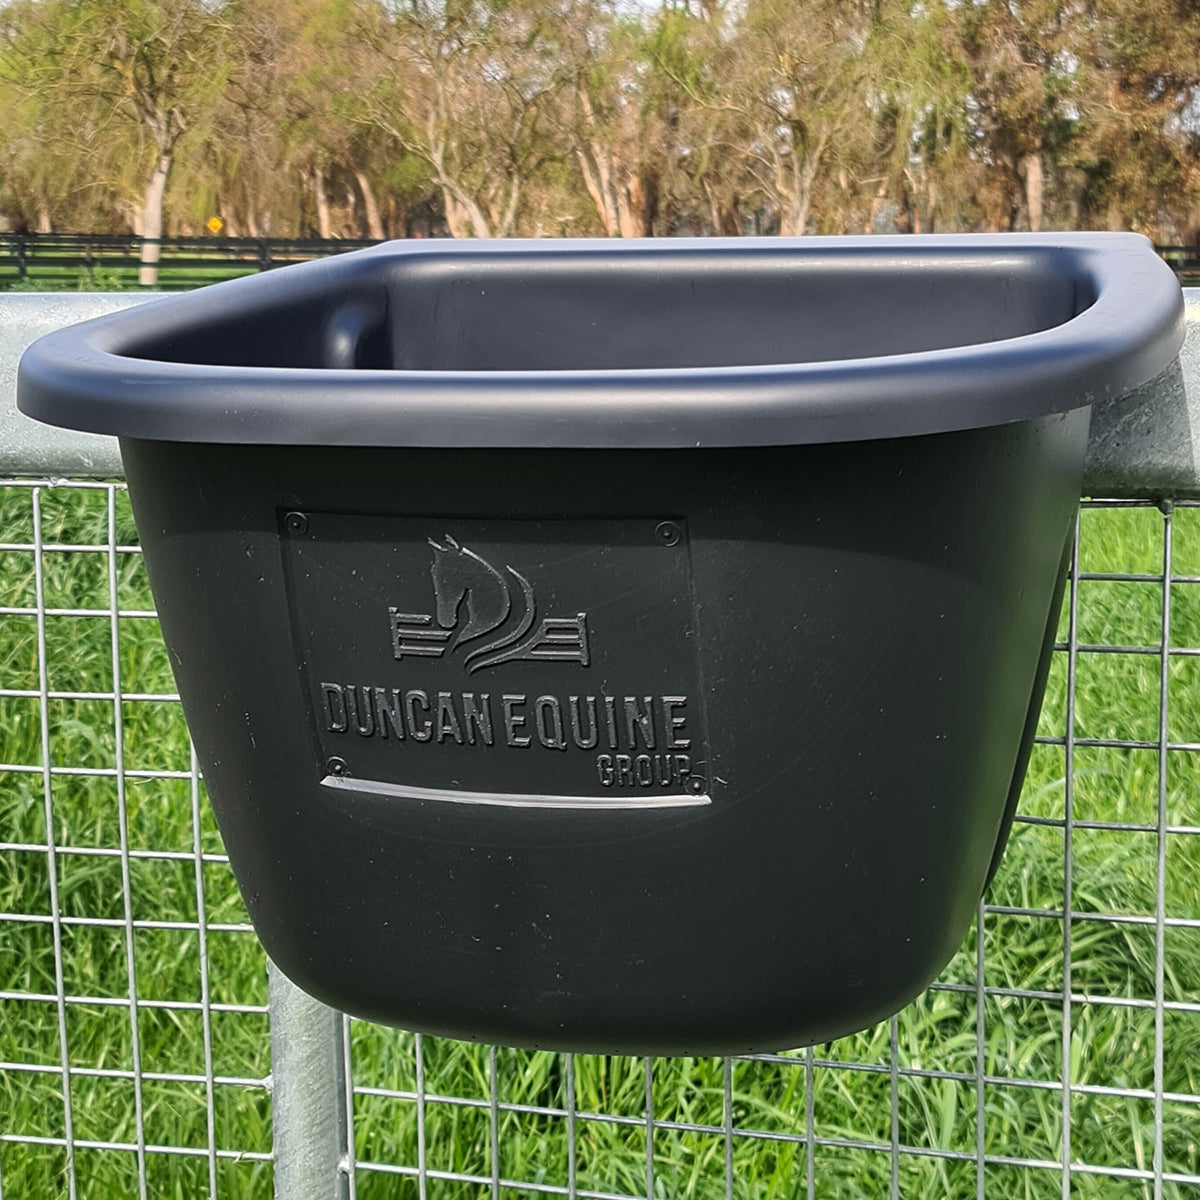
top-left (427, 536), bottom-right (515, 650)
top-left (390, 536), bottom-right (586, 673)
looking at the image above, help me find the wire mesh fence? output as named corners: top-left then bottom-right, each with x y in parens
top-left (2, 477), bottom-right (1199, 1198)
top-left (0, 480), bottom-right (271, 1199)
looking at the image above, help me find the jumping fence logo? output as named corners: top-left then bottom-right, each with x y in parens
top-left (389, 536), bottom-right (591, 673)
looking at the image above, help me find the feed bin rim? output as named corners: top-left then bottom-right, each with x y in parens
top-left (16, 232), bottom-right (1184, 450)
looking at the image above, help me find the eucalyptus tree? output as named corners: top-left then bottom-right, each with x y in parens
top-left (557, 0), bottom-right (654, 236)
top-left (952, 0), bottom-right (1085, 231)
top-left (0, 0), bottom-right (134, 231)
top-left (195, 0), bottom-right (304, 238)
top-left (263, 0), bottom-right (418, 239)
top-left (639, 0), bottom-right (743, 235)
top-left (713, 0), bottom-right (888, 236)
top-left (866, 0), bottom-right (974, 234)
top-left (351, 0), bottom-right (568, 238)
top-left (0, 34), bottom-right (73, 230)
top-left (1065, 0), bottom-right (1200, 236)
top-left (1, 0), bottom-right (232, 280)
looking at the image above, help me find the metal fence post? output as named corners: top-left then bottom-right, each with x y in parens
top-left (268, 963), bottom-right (350, 1200)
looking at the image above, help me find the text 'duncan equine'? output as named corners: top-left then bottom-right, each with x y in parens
top-left (281, 514), bottom-right (711, 808)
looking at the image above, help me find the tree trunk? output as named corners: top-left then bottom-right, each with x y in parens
top-left (36, 201), bottom-right (51, 234)
top-left (442, 187), bottom-right (492, 238)
top-left (355, 170), bottom-right (385, 240)
top-left (777, 147), bottom-right (821, 237)
top-left (638, 170), bottom-right (659, 236)
top-left (577, 148), bottom-right (619, 235)
top-left (702, 179), bottom-right (739, 237)
top-left (705, 183), bottom-right (722, 236)
top-left (778, 180), bottom-right (812, 236)
top-left (443, 192), bottom-right (469, 237)
top-left (619, 174), bottom-right (647, 238)
top-left (386, 194), bottom-right (407, 239)
top-left (778, 200), bottom-right (806, 236)
top-left (313, 167), bottom-right (332, 240)
top-left (629, 174), bottom-right (653, 237)
top-left (496, 176), bottom-right (521, 238)
top-left (244, 192), bottom-right (261, 239)
top-left (909, 192), bottom-right (922, 234)
top-left (614, 175), bottom-right (641, 237)
top-left (576, 85), bottom-right (627, 237)
top-left (139, 153), bottom-right (171, 287)
top-left (1182, 202), bottom-right (1200, 250)
top-left (868, 179), bottom-right (891, 232)
top-left (1022, 152), bottom-right (1043, 233)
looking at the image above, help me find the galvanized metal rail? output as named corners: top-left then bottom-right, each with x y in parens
top-left (5, 290), bottom-right (1200, 494)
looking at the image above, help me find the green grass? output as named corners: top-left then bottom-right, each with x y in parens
top-left (0, 250), bottom-right (337, 293)
top-left (1, 263), bottom-right (261, 293)
top-left (2, 485), bottom-right (1199, 1198)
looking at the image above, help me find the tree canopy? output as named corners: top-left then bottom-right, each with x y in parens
top-left (2, 0), bottom-right (1199, 242)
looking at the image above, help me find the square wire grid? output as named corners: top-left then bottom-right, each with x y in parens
top-left (0, 480), bottom-right (272, 1200)
top-left (1, 480), bottom-right (1199, 1199)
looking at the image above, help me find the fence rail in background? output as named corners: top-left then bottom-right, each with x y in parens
top-left (3, 234), bottom-right (1200, 291)
top-left (0, 233), bottom-right (382, 291)
top-left (3, 293), bottom-right (1200, 1199)
top-left (1158, 246), bottom-right (1200, 282)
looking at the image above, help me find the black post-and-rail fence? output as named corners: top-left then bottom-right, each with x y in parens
top-left (4, 231), bottom-right (1200, 290)
top-left (0, 232), bottom-right (383, 290)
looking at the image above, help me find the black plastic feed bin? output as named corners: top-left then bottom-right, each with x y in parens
top-left (18, 234), bottom-right (1184, 1055)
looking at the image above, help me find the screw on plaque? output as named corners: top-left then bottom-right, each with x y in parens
top-left (655, 521), bottom-right (682, 547)
top-left (326, 756), bottom-right (348, 777)
top-left (688, 776), bottom-right (707, 795)
top-left (284, 511), bottom-right (308, 535)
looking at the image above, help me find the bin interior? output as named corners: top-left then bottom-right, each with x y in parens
top-left (125, 246), bottom-right (1097, 373)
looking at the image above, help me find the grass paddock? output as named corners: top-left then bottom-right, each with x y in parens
top-left (1, 483), bottom-right (1198, 1198)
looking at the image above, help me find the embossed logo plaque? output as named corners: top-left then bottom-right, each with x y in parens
top-left (281, 515), bottom-right (710, 808)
